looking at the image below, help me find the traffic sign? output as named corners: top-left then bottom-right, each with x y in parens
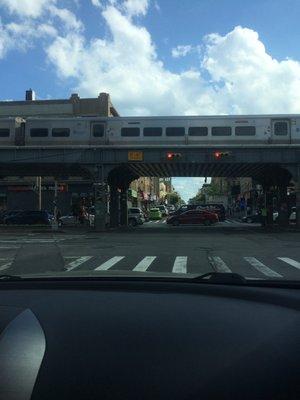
top-left (128, 151), bottom-right (143, 161)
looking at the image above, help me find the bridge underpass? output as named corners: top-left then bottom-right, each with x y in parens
top-left (0, 145), bottom-right (299, 228)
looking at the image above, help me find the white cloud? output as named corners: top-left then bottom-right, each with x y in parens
top-left (91, 0), bottom-right (102, 7)
top-left (123, 0), bottom-right (149, 17)
top-left (172, 178), bottom-right (208, 202)
top-left (171, 45), bottom-right (193, 58)
top-left (48, 5), bottom-right (83, 31)
top-left (0, 0), bottom-right (56, 18)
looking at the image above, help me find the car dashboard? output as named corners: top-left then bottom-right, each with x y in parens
top-left (0, 279), bottom-right (299, 400)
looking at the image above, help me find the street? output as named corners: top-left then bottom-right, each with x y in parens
top-left (0, 219), bottom-right (300, 280)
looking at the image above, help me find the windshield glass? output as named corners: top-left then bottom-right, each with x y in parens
top-left (0, 0), bottom-right (299, 284)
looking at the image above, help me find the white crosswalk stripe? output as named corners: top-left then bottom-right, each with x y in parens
top-left (133, 256), bottom-right (156, 271)
top-left (95, 256), bottom-right (125, 271)
top-left (208, 256), bottom-right (232, 272)
top-left (162, 220), bottom-right (166, 224)
top-left (244, 257), bottom-right (282, 278)
top-left (155, 220), bottom-right (160, 224)
top-left (278, 257), bottom-right (300, 270)
top-left (66, 256), bottom-right (93, 271)
top-left (172, 256), bottom-right (187, 273)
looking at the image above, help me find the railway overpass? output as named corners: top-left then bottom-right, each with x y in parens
top-left (0, 144), bottom-right (299, 227)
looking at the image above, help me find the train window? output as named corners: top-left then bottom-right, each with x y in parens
top-left (188, 127), bottom-right (208, 136)
top-left (93, 124), bottom-right (104, 137)
top-left (235, 126), bottom-right (256, 136)
top-left (274, 121), bottom-right (288, 135)
top-left (121, 127), bottom-right (140, 136)
top-left (30, 128), bottom-right (48, 137)
top-left (211, 127), bottom-right (232, 136)
top-left (52, 128), bottom-right (70, 137)
top-left (0, 128), bottom-right (10, 137)
top-left (143, 127), bottom-right (162, 137)
top-left (166, 127), bottom-right (185, 136)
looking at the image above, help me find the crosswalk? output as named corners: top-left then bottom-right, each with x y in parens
top-left (1, 255), bottom-right (300, 280)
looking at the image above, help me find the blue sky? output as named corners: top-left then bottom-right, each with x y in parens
top-left (1, 0), bottom-right (300, 201)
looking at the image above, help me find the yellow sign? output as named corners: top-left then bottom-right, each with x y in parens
top-left (128, 151), bottom-right (143, 161)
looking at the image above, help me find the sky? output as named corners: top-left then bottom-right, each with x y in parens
top-left (1, 0), bottom-right (300, 201)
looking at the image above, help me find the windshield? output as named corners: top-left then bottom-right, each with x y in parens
top-left (0, 0), bottom-right (299, 285)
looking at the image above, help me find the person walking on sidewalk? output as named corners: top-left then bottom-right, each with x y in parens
top-left (261, 206), bottom-right (267, 226)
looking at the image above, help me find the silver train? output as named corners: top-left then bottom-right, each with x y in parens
top-left (1, 115), bottom-right (300, 146)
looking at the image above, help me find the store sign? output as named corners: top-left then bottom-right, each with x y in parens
top-left (128, 151), bottom-right (143, 161)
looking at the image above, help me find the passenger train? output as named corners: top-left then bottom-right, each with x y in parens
top-left (0, 115), bottom-right (299, 146)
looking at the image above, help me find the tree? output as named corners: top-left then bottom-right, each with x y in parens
top-left (166, 192), bottom-right (182, 205)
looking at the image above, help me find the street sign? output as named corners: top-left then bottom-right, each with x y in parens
top-left (128, 151), bottom-right (143, 161)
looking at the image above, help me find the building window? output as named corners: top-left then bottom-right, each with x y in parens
top-left (188, 127), bottom-right (208, 136)
top-left (166, 127), bottom-right (185, 136)
top-left (52, 128), bottom-right (70, 137)
top-left (30, 128), bottom-right (48, 137)
top-left (93, 124), bottom-right (105, 137)
top-left (121, 127), bottom-right (140, 137)
top-left (235, 126), bottom-right (256, 136)
top-left (211, 127), bottom-right (232, 136)
top-left (274, 121), bottom-right (288, 135)
top-left (0, 128), bottom-right (10, 137)
top-left (143, 127), bottom-right (162, 137)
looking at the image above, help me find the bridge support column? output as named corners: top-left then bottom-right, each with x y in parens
top-left (94, 183), bottom-right (108, 231)
top-left (295, 166), bottom-right (300, 228)
top-left (120, 187), bottom-right (128, 227)
top-left (109, 185), bottom-right (120, 228)
top-left (278, 185), bottom-right (289, 227)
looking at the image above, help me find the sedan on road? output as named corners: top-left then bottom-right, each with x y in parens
top-left (167, 210), bottom-right (219, 226)
top-left (4, 210), bottom-right (52, 225)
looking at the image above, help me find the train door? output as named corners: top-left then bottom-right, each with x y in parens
top-left (90, 121), bottom-right (107, 145)
top-left (15, 121), bottom-right (25, 146)
top-left (271, 119), bottom-right (291, 144)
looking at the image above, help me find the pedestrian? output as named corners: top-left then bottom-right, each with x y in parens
top-left (261, 206), bottom-right (267, 226)
top-left (56, 208), bottom-right (61, 222)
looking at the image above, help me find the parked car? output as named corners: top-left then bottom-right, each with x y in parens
top-left (166, 204), bottom-right (175, 212)
top-left (4, 210), bottom-right (52, 225)
top-left (149, 208), bottom-right (162, 220)
top-left (242, 213), bottom-right (261, 223)
top-left (0, 209), bottom-right (22, 224)
top-left (59, 214), bottom-right (80, 226)
top-left (167, 210), bottom-right (219, 226)
top-left (128, 207), bottom-right (145, 226)
top-left (273, 207), bottom-right (296, 224)
top-left (157, 205), bottom-right (168, 217)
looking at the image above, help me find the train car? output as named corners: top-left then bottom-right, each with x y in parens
top-left (105, 114), bottom-right (300, 146)
top-left (0, 117), bottom-right (24, 146)
top-left (3, 114), bottom-right (300, 147)
top-left (24, 117), bottom-right (107, 146)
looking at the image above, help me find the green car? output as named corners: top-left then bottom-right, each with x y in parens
top-left (149, 208), bottom-right (162, 220)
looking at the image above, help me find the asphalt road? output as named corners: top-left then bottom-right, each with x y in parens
top-left (0, 219), bottom-right (300, 281)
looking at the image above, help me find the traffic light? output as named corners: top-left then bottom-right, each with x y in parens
top-left (166, 152), bottom-right (182, 160)
top-left (214, 151), bottom-right (231, 159)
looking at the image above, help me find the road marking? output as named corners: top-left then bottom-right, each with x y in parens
top-left (133, 256), bottom-right (156, 271)
top-left (278, 257), bottom-right (300, 270)
top-left (0, 246), bottom-right (20, 249)
top-left (0, 262), bottom-right (12, 271)
top-left (162, 220), bottom-right (166, 224)
top-left (172, 256), bottom-right (187, 273)
top-left (208, 256), bottom-right (232, 272)
top-left (155, 220), bottom-right (160, 224)
top-left (66, 256), bottom-right (93, 271)
top-left (95, 256), bottom-right (125, 271)
top-left (244, 257), bottom-right (282, 278)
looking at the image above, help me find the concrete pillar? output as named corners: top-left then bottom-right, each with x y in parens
top-left (120, 188), bottom-right (128, 226)
top-left (296, 166), bottom-right (300, 228)
top-left (278, 185), bottom-right (289, 227)
top-left (94, 183), bottom-right (108, 231)
top-left (109, 185), bottom-right (120, 228)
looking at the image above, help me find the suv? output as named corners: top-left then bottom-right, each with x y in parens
top-left (128, 208), bottom-right (145, 227)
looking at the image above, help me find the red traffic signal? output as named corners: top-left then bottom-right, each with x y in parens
top-left (214, 151), bottom-right (231, 159)
top-left (166, 152), bottom-right (182, 160)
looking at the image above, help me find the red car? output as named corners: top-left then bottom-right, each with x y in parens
top-left (167, 210), bottom-right (219, 226)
